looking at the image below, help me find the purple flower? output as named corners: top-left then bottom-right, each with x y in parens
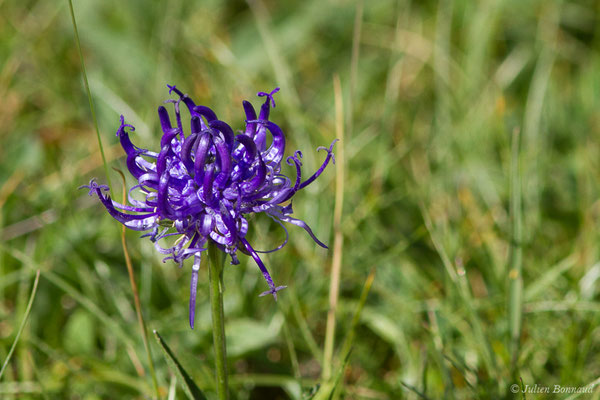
top-left (82, 85), bottom-right (336, 328)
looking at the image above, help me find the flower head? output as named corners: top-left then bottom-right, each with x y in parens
top-left (82, 85), bottom-right (336, 328)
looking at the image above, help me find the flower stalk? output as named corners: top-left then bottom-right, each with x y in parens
top-left (207, 242), bottom-right (229, 400)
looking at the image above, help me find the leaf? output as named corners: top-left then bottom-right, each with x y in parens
top-left (153, 330), bottom-right (208, 400)
top-left (226, 314), bottom-right (283, 357)
top-left (64, 309), bottom-right (96, 354)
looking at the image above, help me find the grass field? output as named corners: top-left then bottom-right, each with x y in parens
top-left (2, 0), bottom-right (600, 398)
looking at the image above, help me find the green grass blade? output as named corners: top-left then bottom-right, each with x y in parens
top-left (286, 289), bottom-right (322, 363)
top-left (43, 269), bottom-right (137, 349)
top-left (426, 306), bottom-right (454, 399)
top-left (336, 268), bottom-right (375, 365)
top-left (312, 350), bottom-right (352, 400)
top-left (400, 380), bottom-right (433, 400)
top-left (419, 201), bottom-right (500, 387)
top-left (281, 314), bottom-right (301, 380)
top-left (245, 0), bottom-right (299, 108)
top-left (346, 0), bottom-right (363, 138)
top-left (563, 375), bottom-right (600, 400)
top-left (153, 330), bottom-right (207, 400)
top-left (67, 0), bottom-right (111, 191)
top-left (524, 253), bottom-right (576, 302)
top-left (2, 243), bottom-right (139, 352)
top-left (0, 270), bottom-right (41, 381)
top-left (508, 127), bottom-right (523, 369)
top-left (319, 269), bottom-right (374, 400)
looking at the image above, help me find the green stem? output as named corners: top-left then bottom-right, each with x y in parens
top-left (207, 243), bottom-right (229, 400)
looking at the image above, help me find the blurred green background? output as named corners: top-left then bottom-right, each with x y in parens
top-left (2, 0), bottom-right (600, 398)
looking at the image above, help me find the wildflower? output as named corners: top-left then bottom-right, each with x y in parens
top-left (82, 86), bottom-right (336, 328)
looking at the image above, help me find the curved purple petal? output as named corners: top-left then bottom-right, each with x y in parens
top-left (201, 164), bottom-right (215, 205)
top-left (116, 118), bottom-right (148, 179)
top-left (193, 105), bottom-right (218, 122)
top-left (193, 133), bottom-right (212, 185)
top-left (209, 120), bottom-right (234, 152)
top-left (241, 157), bottom-right (267, 193)
top-left (95, 189), bottom-right (158, 231)
top-left (243, 100), bottom-right (257, 136)
top-left (158, 106), bottom-right (173, 134)
top-left (240, 237), bottom-right (279, 296)
top-left (234, 134), bottom-right (257, 164)
top-left (298, 139), bottom-right (338, 190)
top-left (189, 255), bottom-right (201, 329)
top-left (267, 208), bottom-right (328, 249)
top-left (261, 121), bottom-right (285, 165)
top-left (213, 135), bottom-right (232, 189)
top-left (255, 214), bottom-right (289, 254)
top-left (181, 132), bottom-right (199, 173)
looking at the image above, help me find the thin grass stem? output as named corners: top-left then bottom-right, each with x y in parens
top-left (114, 169), bottom-right (161, 399)
top-left (322, 74), bottom-right (346, 381)
top-left (508, 127), bottom-right (523, 369)
top-left (245, 0), bottom-right (299, 108)
top-left (281, 317), bottom-right (301, 380)
top-left (287, 289), bottom-right (322, 362)
top-left (337, 268), bottom-right (375, 369)
top-left (67, 0), bottom-right (112, 192)
top-left (347, 0), bottom-right (363, 139)
top-left (0, 270), bottom-right (40, 381)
